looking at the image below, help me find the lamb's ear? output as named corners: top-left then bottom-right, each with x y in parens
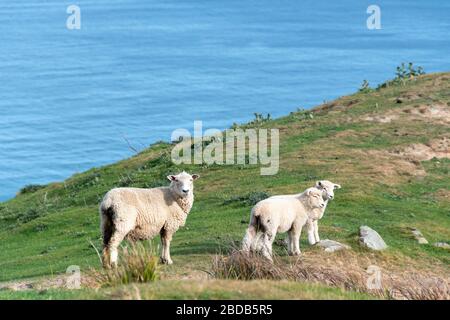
top-left (192, 174), bottom-right (200, 180)
top-left (315, 181), bottom-right (322, 188)
top-left (167, 175), bottom-right (177, 181)
top-left (334, 184), bottom-right (341, 190)
top-left (306, 188), bottom-right (312, 196)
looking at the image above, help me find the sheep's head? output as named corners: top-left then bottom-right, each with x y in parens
top-left (167, 171), bottom-right (200, 197)
top-left (306, 188), bottom-right (326, 209)
top-left (315, 180), bottom-right (341, 200)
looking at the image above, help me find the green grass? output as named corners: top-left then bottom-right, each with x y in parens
top-left (0, 72), bottom-right (449, 299)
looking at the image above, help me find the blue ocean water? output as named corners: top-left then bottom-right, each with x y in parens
top-left (0, 0), bottom-right (449, 201)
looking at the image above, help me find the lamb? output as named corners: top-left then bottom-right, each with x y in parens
top-left (269, 180), bottom-right (341, 245)
top-left (308, 180), bottom-right (341, 244)
top-left (99, 171), bottom-right (199, 267)
top-left (242, 187), bottom-right (325, 261)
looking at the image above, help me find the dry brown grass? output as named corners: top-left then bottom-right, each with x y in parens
top-left (212, 249), bottom-right (449, 300)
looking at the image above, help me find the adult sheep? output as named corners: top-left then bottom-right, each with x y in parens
top-left (242, 187), bottom-right (325, 261)
top-left (100, 171), bottom-right (199, 267)
top-left (269, 180), bottom-right (341, 245)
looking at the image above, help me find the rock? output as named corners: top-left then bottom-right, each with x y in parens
top-left (417, 238), bottom-right (428, 244)
top-left (317, 239), bottom-right (350, 253)
top-left (359, 226), bottom-right (387, 250)
top-left (433, 242), bottom-right (450, 249)
top-left (409, 228), bottom-right (428, 244)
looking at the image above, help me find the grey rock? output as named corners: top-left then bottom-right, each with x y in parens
top-left (433, 242), bottom-right (450, 249)
top-left (359, 226), bottom-right (387, 250)
top-left (417, 237), bottom-right (429, 244)
top-left (317, 239), bottom-right (350, 253)
top-left (409, 228), bottom-right (429, 244)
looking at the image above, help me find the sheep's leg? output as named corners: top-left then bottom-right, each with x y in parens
top-left (307, 219), bottom-right (316, 245)
top-left (107, 231), bottom-right (127, 268)
top-left (252, 232), bottom-right (264, 252)
top-left (261, 230), bottom-right (275, 262)
top-left (287, 231), bottom-right (294, 255)
top-left (242, 226), bottom-right (257, 252)
top-left (160, 229), bottom-right (173, 265)
top-left (101, 247), bottom-right (111, 268)
top-left (292, 229), bottom-right (302, 256)
top-left (313, 220), bottom-right (320, 243)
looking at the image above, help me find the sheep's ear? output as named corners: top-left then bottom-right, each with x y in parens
top-left (167, 175), bottom-right (177, 181)
top-left (192, 174), bottom-right (200, 180)
top-left (306, 189), bottom-right (312, 196)
top-left (334, 184), bottom-right (341, 190)
top-left (315, 181), bottom-right (322, 188)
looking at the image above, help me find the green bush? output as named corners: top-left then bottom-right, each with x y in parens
top-left (223, 191), bottom-right (271, 206)
top-left (19, 184), bottom-right (46, 195)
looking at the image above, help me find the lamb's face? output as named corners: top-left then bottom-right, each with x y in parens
top-left (306, 188), bottom-right (326, 209)
top-left (167, 171), bottom-right (200, 197)
top-left (315, 180), bottom-right (341, 201)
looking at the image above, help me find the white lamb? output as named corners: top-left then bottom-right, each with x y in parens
top-left (308, 180), bottom-right (341, 244)
top-left (269, 180), bottom-right (341, 245)
top-left (242, 187), bottom-right (325, 261)
top-left (99, 171), bottom-right (199, 267)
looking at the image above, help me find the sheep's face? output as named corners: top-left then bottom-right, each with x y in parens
top-left (315, 180), bottom-right (341, 201)
top-left (306, 188), bottom-right (326, 209)
top-left (167, 171), bottom-right (200, 197)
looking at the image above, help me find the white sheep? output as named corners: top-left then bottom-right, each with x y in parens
top-left (99, 171), bottom-right (199, 267)
top-left (242, 187), bottom-right (325, 261)
top-left (308, 180), bottom-right (341, 244)
top-left (268, 180), bottom-right (341, 245)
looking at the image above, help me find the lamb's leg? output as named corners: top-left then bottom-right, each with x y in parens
top-left (261, 230), bottom-right (275, 262)
top-left (252, 232), bottom-right (264, 252)
top-left (313, 220), bottom-right (320, 243)
top-left (287, 231), bottom-right (294, 255)
top-left (102, 247), bottom-right (111, 268)
top-left (307, 219), bottom-right (317, 245)
top-left (242, 226), bottom-right (257, 252)
top-left (292, 228), bottom-right (302, 256)
top-left (160, 229), bottom-right (173, 265)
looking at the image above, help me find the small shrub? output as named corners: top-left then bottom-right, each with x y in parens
top-left (290, 109), bottom-right (314, 121)
top-left (248, 113), bottom-right (272, 125)
top-left (70, 172), bottom-right (101, 189)
top-left (17, 208), bottom-right (42, 223)
top-left (141, 178), bottom-right (168, 189)
top-left (117, 173), bottom-right (135, 187)
top-left (247, 192), bottom-right (271, 205)
top-left (377, 63), bottom-right (426, 89)
top-left (34, 223), bottom-right (48, 232)
top-left (230, 122), bottom-right (240, 130)
top-left (150, 140), bottom-right (170, 147)
top-left (359, 80), bottom-right (372, 93)
top-left (92, 242), bottom-right (159, 287)
top-left (223, 191), bottom-right (271, 206)
top-left (19, 184), bottom-right (46, 195)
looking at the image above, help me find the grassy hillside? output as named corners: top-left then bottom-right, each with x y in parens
top-left (0, 72), bottom-right (449, 299)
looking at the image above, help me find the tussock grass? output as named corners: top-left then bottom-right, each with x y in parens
top-left (91, 242), bottom-right (159, 287)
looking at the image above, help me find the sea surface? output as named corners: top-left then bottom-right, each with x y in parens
top-left (0, 0), bottom-right (449, 201)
